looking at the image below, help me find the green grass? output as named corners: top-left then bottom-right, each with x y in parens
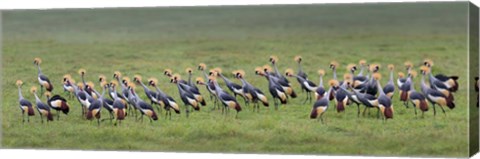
top-left (1, 2), bottom-right (472, 157)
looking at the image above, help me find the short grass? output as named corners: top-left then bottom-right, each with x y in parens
top-left (1, 2), bottom-right (472, 157)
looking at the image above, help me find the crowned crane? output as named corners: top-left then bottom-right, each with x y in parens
top-left (213, 68), bottom-right (248, 105)
top-left (31, 86), bottom-right (53, 123)
top-left (420, 66), bottom-right (455, 116)
top-left (407, 70), bottom-right (429, 117)
top-left (310, 79), bottom-right (338, 124)
top-left (397, 61), bottom-right (413, 89)
top-left (34, 58), bottom-right (53, 93)
top-left (383, 64), bottom-right (396, 99)
top-left (285, 68), bottom-right (317, 104)
top-left (124, 81), bottom-right (141, 118)
top-left (209, 73), bottom-right (242, 118)
top-left (171, 74), bottom-right (200, 118)
top-left (131, 83), bottom-right (158, 123)
top-left (269, 55), bottom-right (297, 98)
top-left (422, 60), bottom-right (455, 103)
top-left (44, 92), bottom-right (70, 120)
top-left (112, 71), bottom-right (131, 114)
top-left (110, 82), bottom-right (126, 126)
top-left (164, 69), bottom-right (188, 85)
top-left (185, 68), bottom-right (200, 91)
top-left (337, 82), bottom-right (362, 117)
top-left (315, 69), bottom-right (327, 100)
top-left (177, 76), bottom-right (206, 107)
top-left (233, 70), bottom-right (269, 112)
top-left (16, 80), bottom-right (35, 122)
top-left (424, 59), bottom-right (459, 92)
top-left (352, 60), bottom-right (369, 92)
top-left (62, 74), bottom-right (75, 99)
top-left (98, 76), bottom-right (115, 122)
top-left (86, 82), bottom-right (107, 126)
top-left (148, 77), bottom-right (180, 120)
top-left (349, 85), bottom-right (379, 118)
top-left (255, 67), bottom-right (287, 110)
top-left (475, 77), bottom-right (479, 107)
top-left (328, 61), bottom-right (339, 101)
top-left (399, 71), bottom-right (415, 108)
top-left (133, 75), bottom-right (162, 112)
top-left (334, 72), bottom-right (353, 113)
top-left (365, 64), bottom-right (381, 96)
top-left (70, 80), bottom-right (93, 118)
top-left (263, 65), bottom-right (296, 100)
top-left (294, 56), bottom-right (308, 93)
top-left (78, 69), bottom-right (97, 100)
top-left (373, 73), bottom-right (394, 120)
top-left (198, 63), bottom-right (218, 105)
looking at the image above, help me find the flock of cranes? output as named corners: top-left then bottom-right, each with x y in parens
top-left (16, 56), bottom-right (463, 125)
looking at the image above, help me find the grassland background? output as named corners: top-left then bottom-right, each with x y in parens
top-left (0, 2), bottom-right (472, 157)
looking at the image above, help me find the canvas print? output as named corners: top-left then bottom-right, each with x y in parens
top-left (1, 1), bottom-right (478, 158)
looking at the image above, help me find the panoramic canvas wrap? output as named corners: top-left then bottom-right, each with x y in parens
top-left (1, 1), bottom-right (479, 158)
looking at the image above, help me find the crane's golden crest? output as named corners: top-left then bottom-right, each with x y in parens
top-left (99, 75), bottom-right (106, 82)
top-left (404, 61), bottom-right (413, 68)
top-left (77, 83), bottom-right (84, 89)
top-left (114, 71), bottom-right (122, 77)
top-left (359, 59), bottom-right (367, 65)
top-left (409, 70), bottom-right (418, 78)
top-left (110, 80), bottom-right (118, 87)
top-left (388, 64), bottom-right (394, 70)
top-left (328, 79), bottom-right (339, 87)
top-left (294, 56), bottom-right (302, 63)
top-left (34, 57), bottom-right (42, 64)
top-left (134, 75), bottom-right (142, 82)
top-left (122, 77), bottom-right (130, 82)
top-left (16, 80), bottom-right (23, 87)
top-left (172, 74), bottom-right (181, 80)
top-left (213, 67), bottom-right (222, 74)
top-left (347, 64), bottom-right (356, 72)
top-left (78, 68), bottom-right (86, 75)
top-left (186, 67), bottom-right (193, 73)
top-left (330, 61), bottom-right (339, 67)
top-left (87, 81), bottom-right (95, 88)
top-left (423, 59), bottom-right (433, 67)
top-left (269, 55), bottom-right (278, 63)
top-left (195, 77), bottom-right (204, 83)
top-left (164, 69), bottom-right (172, 75)
top-left (263, 65), bottom-right (272, 72)
top-left (44, 91), bottom-right (51, 97)
top-left (372, 73), bottom-right (382, 80)
top-left (254, 67), bottom-right (263, 75)
top-left (30, 86), bottom-right (37, 94)
top-left (128, 82), bottom-right (136, 89)
top-left (198, 63), bottom-right (207, 70)
top-left (285, 68), bottom-right (294, 76)
top-left (100, 81), bottom-right (108, 87)
top-left (148, 77), bottom-right (158, 85)
top-left (344, 73), bottom-right (352, 80)
top-left (369, 64), bottom-right (380, 72)
top-left (398, 72), bottom-right (405, 78)
top-left (420, 66), bottom-right (430, 74)
top-left (318, 69), bottom-right (325, 76)
top-left (236, 70), bottom-right (246, 77)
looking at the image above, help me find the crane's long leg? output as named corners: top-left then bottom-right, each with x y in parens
top-left (39, 114), bottom-right (44, 124)
top-left (57, 110), bottom-right (60, 120)
top-left (432, 103), bottom-right (436, 116)
top-left (357, 104), bottom-right (360, 117)
top-left (22, 111), bottom-right (25, 123)
top-left (362, 106), bottom-right (368, 116)
top-left (440, 105), bottom-right (446, 116)
top-left (413, 104), bottom-right (418, 118)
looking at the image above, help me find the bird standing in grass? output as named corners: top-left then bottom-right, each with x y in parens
top-left (133, 75), bottom-right (162, 112)
top-left (365, 64), bottom-right (380, 96)
top-left (78, 69), bottom-right (97, 100)
top-left (334, 73), bottom-right (352, 113)
top-left (383, 64), bottom-right (396, 99)
top-left (31, 86), bottom-right (53, 123)
top-left (285, 68), bottom-right (317, 104)
top-left (110, 82), bottom-right (126, 126)
top-left (210, 73), bottom-right (242, 118)
top-left (113, 71), bottom-right (131, 114)
top-left (315, 69), bottom-right (326, 100)
top-left (269, 56), bottom-right (297, 98)
top-left (373, 73), bottom-right (394, 120)
top-left (86, 82), bottom-right (107, 126)
top-left (198, 63), bottom-right (218, 106)
top-left (329, 61), bottom-right (339, 100)
top-left (310, 79), bottom-right (338, 124)
top-left (398, 61), bottom-right (413, 89)
top-left (131, 83), bottom-right (158, 123)
top-left (424, 59), bottom-right (459, 92)
top-left (420, 66), bottom-right (455, 116)
top-left (171, 74), bottom-right (200, 118)
top-left (62, 74), bottom-right (75, 99)
top-left (422, 60), bottom-right (455, 104)
top-left (44, 92), bottom-right (70, 120)
top-left (407, 70), bottom-right (429, 117)
top-left (148, 77), bottom-right (180, 120)
top-left (17, 80), bottom-right (35, 123)
top-left (34, 58), bottom-right (53, 93)
top-left (233, 70), bottom-right (269, 112)
top-left (256, 67), bottom-right (287, 110)
top-left (214, 68), bottom-right (247, 105)
top-left (294, 56), bottom-right (308, 94)
top-left (185, 68), bottom-right (200, 92)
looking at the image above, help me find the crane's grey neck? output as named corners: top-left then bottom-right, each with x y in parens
top-left (219, 73), bottom-right (231, 84)
top-left (213, 80), bottom-right (224, 93)
top-left (333, 68), bottom-right (337, 80)
top-left (420, 75), bottom-right (428, 93)
top-left (358, 66), bottom-right (365, 76)
top-left (81, 74), bottom-right (86, 85)
top-left (409, 78), bottom-right (415, 91)
top-left (272, 63), bottom-right (281, 77)
top-left (37, 65), bottom-right (42, 75)
top-left (18, 86), bottom-right (24, 100)
top-left (377, 80), bottom-right (385, 96)
top-left (297, 62), bottom-right (303, 73)
top-left (318, 75), bottom-right (324, 87)
top-left (389, 70), bottom-right (394, 84)
top-left (239, 78), bottom-right (248, 87)
top-left (325, 86), bottom-right (333, 100)
top-left (34, 93), bottom-right (41, 103)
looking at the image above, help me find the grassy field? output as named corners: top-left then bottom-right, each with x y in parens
top-left (1, 2), bottom-right (472, 157)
